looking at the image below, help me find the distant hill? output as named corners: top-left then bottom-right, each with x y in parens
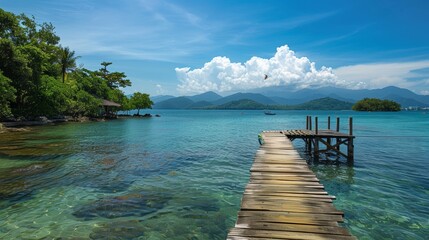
top-left (249, 85), bottom-right (429, 107)
top-left (187, 91), bottom-right (222, 102)
top-left (213, 92), bottom-right (276, 105)
top-left (210, 99), bottom-right (268, 109)
top-left (153, 86), bottom-right (429, 110)
top-left (153, 96), bottom-right (194, 109)
top-left (204, 98), bottom-right (353, 110)
top-left (291, 97), bottom-right (353, 110)
top-left (188, 100), bottom-right (213, 108)
top-left (151, 95), bottom-right (175, 103)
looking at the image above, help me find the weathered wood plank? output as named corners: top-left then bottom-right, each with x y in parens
top-left (241, 202), bottom-right (343, 215)
top-left (243, 191), bottom-right (336, 200)
top-left (228, 228), bottom-right (356, 240)
top-left (242, 195), bottom-right (333, 203)
top-left (237, 211), bottom-right (344, 223)
top-left (246, 183), bottom-right (325, 189)
top-left (234, 222), bottom-right (352, 236)
top-left (249, 179), bottom-right (321, 185)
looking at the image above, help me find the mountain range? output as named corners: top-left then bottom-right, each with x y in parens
top-left (151, 86), bottom-right (429, 109)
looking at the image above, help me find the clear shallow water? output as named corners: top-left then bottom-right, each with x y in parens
top-left (0, 110), bottom-right (428, 239)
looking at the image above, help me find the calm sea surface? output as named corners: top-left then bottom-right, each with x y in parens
top-left (0, 110), bottom-right (428, 239)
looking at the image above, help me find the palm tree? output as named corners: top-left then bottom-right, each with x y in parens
top-left (59, 46), bottom-right (79, 83)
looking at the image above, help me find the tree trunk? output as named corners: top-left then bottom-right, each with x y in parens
top-left (137, 108), bottom-right (140, 116)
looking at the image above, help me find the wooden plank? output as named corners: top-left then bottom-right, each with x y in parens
top-left (241, 200), bottom-right (339, 211)
top-left (245, 183), bottom-right (325, 190)
top-left (249, 179), bottom-right (321, 185)
top-left (227, 236), bottom-right (280, 240)
top-left (242, 195), bottom-right (333, 203)
top-left (252, 161), bottom-right (310, 166)
top-left (234, 222), bottom-right (351, 236)
top-left (249, 177), bottom-right (320, 182)
top-left (228, 228), bottom-right (356, 240)
top-left (243, 191), bottom-right (336, 200)
top-left (250, 167), bottom-right (314, 174)
top-left (244, 190), bottom-right (329, 196)
top-left (250, 172), bottom-right (317, 178)
top-left (254, 154), bottom-right (305, 159)
top-left (253, 156), bottom-right (307, 161)
top-left (241, 203), bottom-right (343, 215)
top-left (256, 150), bottom-right (301, 155)
top-left (236, 214), bottom-right (343, 225)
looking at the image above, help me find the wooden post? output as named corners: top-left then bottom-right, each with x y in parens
top-left (347, 138), bottom-right (354, 164)
top-left (349, 117), bottom-right (353, 136)
top-left (309, 116), bottom-right (312, 131)
top-left (327, 116), bottom-right (331, 145)
top-left (348, 117), bottom-right (354, 164)
top-left (328, 116), bottom-right (331, 130)
top-left (314, 138), bottom-right (319, 161)
top-left (315, 117), bottom-right (318, 135)
top-left (306, 116), bottom-right (309, 130)
top-left (336, 117), bottom-right (340, 154)
top-left (336, 117), bottom-right (340, 132)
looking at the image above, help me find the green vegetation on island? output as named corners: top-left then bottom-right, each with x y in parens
top-left (204, 97), bottom-right (353, 110)
top-left (0, 9), bottom-right (152, 121)
top-left (352, 98), bottom-right (401, 111)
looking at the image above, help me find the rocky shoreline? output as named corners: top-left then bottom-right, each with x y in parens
top-left (0, 113), bottom-right (160, 133)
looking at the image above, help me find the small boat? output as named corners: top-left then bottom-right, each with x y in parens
top-left (264, 110), bottom-right (276, 115)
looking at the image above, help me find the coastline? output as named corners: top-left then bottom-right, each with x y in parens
top-left (0, 113), bottom-right (158, 132)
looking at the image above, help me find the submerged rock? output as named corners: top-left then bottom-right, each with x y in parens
top-left (89, 220), bottom-right (145, 239)
top-left (0, 162), bottom-right (56, 204)
top-left (73, 191), bottom-right (171, 220)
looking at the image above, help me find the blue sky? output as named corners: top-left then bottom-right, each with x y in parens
top-left (2, 0), bottom-right (429, 95)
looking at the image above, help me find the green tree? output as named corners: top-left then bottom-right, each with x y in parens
top-left (59, 46), bottom-right (79, 83)
top-left (130, 92), bottom-right (153, 115)
top-left (0, 72), bottom-right (16, 119)
top-left (120, 97), bottom-right (134, 115)
top-left (0, 10), bottom-right (62, 117)
top-left (72, 68), bottom-right (111, 99)
top-left (352, 98), bottom-right (401, 111)
top-left (0, 39), bottom-right (32, 114)
top-left (97, 62), bottom-right (131, 89)
top-left (67, 90), bottom-right (101, 117)
top-left (31, 75), bottom-right (72, 117)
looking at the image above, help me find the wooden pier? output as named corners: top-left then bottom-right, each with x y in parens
top-left (283, 116), bottom-right (355, 163)
top-left (227, 128), bottom-right (356, 239)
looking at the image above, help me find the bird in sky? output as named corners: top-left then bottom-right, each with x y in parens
top-left (264, 74), bottom-right (268, 80)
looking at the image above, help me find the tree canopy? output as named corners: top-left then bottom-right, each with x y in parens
top-left (130, 92), bottom-right (153, 115)
top-left (352, 98), bottom-right (401, 112)
top-left (0, 9), bottom-right (152, 120)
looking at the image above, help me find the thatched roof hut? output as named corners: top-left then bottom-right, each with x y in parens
top-left (102, 99), bottom-right (121, 107)
top-left (101, 99), bottom-right (121, 118)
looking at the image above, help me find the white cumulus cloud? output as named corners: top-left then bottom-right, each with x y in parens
top-left (176, 45), bottom-right (346, 94)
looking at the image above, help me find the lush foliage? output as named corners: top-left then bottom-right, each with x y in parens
top-left (130, 92), bottom-right (153, 115)
top-left (0, 72), bottom-right (16, 117)
top-left (211, 99), bottom-right (267, 109)
top-left (352, 98), bottom-right (401, 111)
top-left (291, 97), bottom-right (353, 110)
top-left (0, 9), bottom-right (151, 120)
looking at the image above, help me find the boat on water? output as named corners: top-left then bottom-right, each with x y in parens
top-left (264, 110), bottom-right (276, 115)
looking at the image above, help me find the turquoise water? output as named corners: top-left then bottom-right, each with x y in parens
top-left (0, 110), bottom-right (428, 239)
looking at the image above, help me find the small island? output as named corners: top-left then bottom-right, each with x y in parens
top-left (352, 98), bottom-right (401, 111)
